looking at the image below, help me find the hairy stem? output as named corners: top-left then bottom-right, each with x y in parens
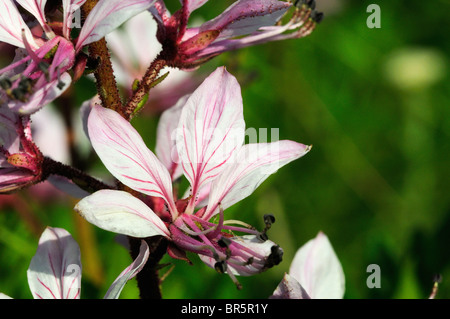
top-left (124, 56), bottom-right (168, 120)
top-left (81, 0), bottom-right (123, 116)
top-left (42, 157), bottom-right (114, 194)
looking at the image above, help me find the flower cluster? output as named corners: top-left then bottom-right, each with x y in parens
top-left (0, 0), bottom-right (334, 299)
top-left (75, 67), bottom-right (311, 288)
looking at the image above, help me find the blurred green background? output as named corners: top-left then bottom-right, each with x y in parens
top-left (0, 0), bottom-right (449, 299)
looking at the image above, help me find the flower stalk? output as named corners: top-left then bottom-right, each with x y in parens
top-left (42, 157), bottom-right (114, 194)
top-left (80, 0), bottom-right (123, 116)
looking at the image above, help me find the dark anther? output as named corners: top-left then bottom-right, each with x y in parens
top-left (311, 10), bottom-right (324, 23)
top-left (0, 77), bottom-right (12, 90)
top-left (294, 0), bottom-right (316, 9)
top-left (257, 232), bottom-right (269, 242)
top-left (306, 0), bottom-right (315, 7)
top-left (293, 0), bottom-right (304, 7)
top-left (264, 245), bottom-right (283, 269)
top-left (57, 80), bottom-right (65, 90)
top-left (18, 77), bottom-right (33, 93)
top-left (264, 214), bottom-right (275, 226)
top-left (218, 237), bottom-right (232, 248)
top-left (11, 88), bottom-right (27, 101)
top-left (258, 213), bottom-right (276, 241)
top-left (214, 261), bottom-right (227, 274)
top-left (38, 61), bottom-right (50, 73)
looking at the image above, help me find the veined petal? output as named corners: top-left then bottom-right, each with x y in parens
top-left (199, 0), bottom-right (290, 41)
top-left (16, 0), bottom-right (48, 29)
top-left (62, 0), bottom-right (87, 39)
top-left (8, 72), bottom-right (72, 115)
top-left (182, 181), bottom-right (211, 208)
top-left (0, 0), bottom-right (38, 49)
top-left (176, 67), bottom-right (245, 197)
top-left (107, 10), bottom-right (159, 76)
top-left (270, 273), bottom-right (311, 299)
top-left (104, 240), bottom-right (150, 299)
top-left (27, 227), bottom-right (82, 299)
top-left (87, 105), bottom-right (176, 213)
top-left (75, 189), bottom-right (170, 238)
top-left (289, 231), bottom-right (345, 299)
top-left (156, 94), bottom-right (188, 181)
top-left (75, 0), bottom-right (156, 51)
top-left (204, 140), bottom-right (311, 220)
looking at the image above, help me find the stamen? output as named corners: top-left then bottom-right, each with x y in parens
top-left (217, 237), bottom-right (231, 259)
top-left (226, 237), bottom-right (266, 260)
top-left (56, 68), bottom-right (65, 90)
top-left (177, 221), bottom-right (215, 236)
top-left (221, 225), bottom-right (260, 236)
top-left (226, 268), bottom-right (242, 290)
top-left (223, 220), bottom-right (256, 229)
top-left (217, 237), bottom-right (232, 248)
top-left (38, 62), bottom-right (50, 81)
top-left (258, 213), bottom-right (276, 241)
top-left (213, 259), bottom-right (243, 289)
top-left (429, 274), bottom-right (442, 299)
top-left (180, 215), bottom-right (221, 253)
top-left (214, 260), bottom-right (227, 273)
top-left (179, 214), bottom-right (216, 236)
top-left (206, 202), bottom-right (225, 238)
top-left (21, 29), bottom-right (43, 66)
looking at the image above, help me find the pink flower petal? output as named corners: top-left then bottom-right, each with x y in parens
top-left (289, 231), bottom-right (345, 299)
top-left (270, 273), bottom-right (311, 299)
top-left (104, 240), bottom-right (150, 299)
top-left (0, 0), bottom-right (38, 49)
top-left (199, 0), bottom-right (290, 41)
top-left (176, 67), bottom-right (245, 198)
top-left (156, 94), bottom-right (188, 181)
top-left (87, 105), bottom-right (176, 214)
top-left (8, 72), bottom-right (72, 115)
top-left (16, 0), bottom-right (48, 29)
top-left (27, 227), bottom-right (82, 299)
top-left (75, 190), bottom-right (170, 238)
top-left (204, 140), bottom-right (311, 220)
top-left (62, 0), bottom-right (87, 39)
top-left (75, 0), bottom-right (156, 51)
